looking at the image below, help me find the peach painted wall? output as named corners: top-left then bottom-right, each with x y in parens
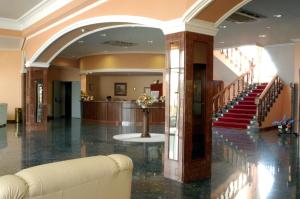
top-left (87, 74), bottom-right (163, 100)
top-left (47, 65), bottom-right (80, 116)
top-left (0, 51), bottom-right (22, 120)
top-left (261, 85), bottom-right (291, 128)
top-left (80, 54), bottom-right (165, 71)
top-left (51, 57), bottom-right (79, 69)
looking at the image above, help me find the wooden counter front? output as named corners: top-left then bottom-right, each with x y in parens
top-left (81, 101), bottom-right (165, 125)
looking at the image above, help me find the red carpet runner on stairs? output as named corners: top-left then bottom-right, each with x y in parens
top-left (213, 83), bottom-right (268, 129)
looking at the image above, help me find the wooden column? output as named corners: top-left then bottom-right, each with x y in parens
top-left (25, 67), bottom-right (48, 131)
top-left (164, 31), bottom-right (213, 182)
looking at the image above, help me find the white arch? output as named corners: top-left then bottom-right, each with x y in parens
top-left (26, 15), bottom-right (167, 67)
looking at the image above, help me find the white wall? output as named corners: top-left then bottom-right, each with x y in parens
top-left (264, 44), bottom-right (295, 83)
top-left (213, 56), bottom-right (238, 86)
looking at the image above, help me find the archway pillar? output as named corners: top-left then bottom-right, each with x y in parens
top-left (25, 67), bottom-right (48, 131)
top-left (164, 31), bottom-right (213, 182)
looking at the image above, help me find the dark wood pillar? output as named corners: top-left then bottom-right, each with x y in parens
top-left (164, 31), bottom-right (213, 182)
top-left (25, 67), bottom-right (48, 131)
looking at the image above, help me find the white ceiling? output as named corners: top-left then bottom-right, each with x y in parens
top-left (0, 0), bottom-right (43, 19)
top-left (59, 27), bottom-right (165, 58)
top-left (215, 0), bottom-right (300, 48)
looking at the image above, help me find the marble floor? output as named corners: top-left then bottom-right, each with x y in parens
top-left (0, 119), bottom-right (299, 199)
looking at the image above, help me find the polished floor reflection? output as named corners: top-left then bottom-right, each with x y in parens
top-left (0, 119), bottom-right (299, 199)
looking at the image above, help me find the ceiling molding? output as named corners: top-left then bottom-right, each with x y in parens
top-left (75, 51), bottom-right (165, 59)
top-left (215, 0), bottom-right (252, 26)
top-left (25, 61), bottom-right (49, 68)
top-left (0, 17), bottom-right (21, 30)
top-left (186, 19), bottom-right (218, 36)
top-left (182, 0), bottom-right (215, 23)
top-left (80, 68), bottom-right (164, 75)
top-left (0, 0), bottom-right (72, 30)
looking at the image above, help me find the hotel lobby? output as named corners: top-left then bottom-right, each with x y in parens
top-left (0, 0), bottom-right (300, 198)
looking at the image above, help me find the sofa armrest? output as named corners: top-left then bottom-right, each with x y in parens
top-left (108, 154), bottom-right (133, 172)
top-left (0, 175), bottom-right (28, 199)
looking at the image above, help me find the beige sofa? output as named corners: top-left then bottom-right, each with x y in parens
top-left (0, 154), bottom-right (133, 199)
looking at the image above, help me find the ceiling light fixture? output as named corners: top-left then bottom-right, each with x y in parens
top-left (259, 34), bottom-right (267, 38)
top-left (78, 40), bottom-right (85, 43)
top-left (81, 28), bottom-right (86, 33)
top-left (266, 26), bottom-right (271, 29)
top-left (219, 25), bottom-right (227, 29)
top-left (219, 41), bottom-right (225, 44)
top-left (100, 33), bottom-right (107, 37)
top-left (273, 14), bottom-right (282, 18)
top-left (147, 40), bottom-right (153, 44)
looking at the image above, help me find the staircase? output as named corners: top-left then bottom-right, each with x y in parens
top-left (213, 83), bottom-right (267, 129)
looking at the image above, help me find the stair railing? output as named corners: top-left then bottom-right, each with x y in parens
top-left (213, 68), bottom-right (254, 116)
top-left (255, 75), bottom-right (283, 126)
top-left (220, 47), bottom-right (255, 74)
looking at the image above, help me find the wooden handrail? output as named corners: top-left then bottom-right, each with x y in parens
top-left (255, 75), bottom-right (282, 126)
top-left (212, 67), bottom-right (254, 116)
top-left (257, 75), bottom-right (278, 101)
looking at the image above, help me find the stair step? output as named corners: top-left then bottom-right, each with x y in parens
top-left (234, 104), bottom-right (257, 109)
top-left (218, 117), bottom-right (251, 123)
top-left (213, 121), bottom-right (248, 129)
top-left (238, 100), bottom-right (255, 105)
top-left (228, 108), bottom-right (256, 114)
top-left (243, 96), bottom-right (256, 101)
top-left (248, 93), bottom-right (260, 97)
top-left (252, 89), bottom-right (264, 93)
top-left (224, 113), bottom-right (254, 119)
top-left (257, 85), bottom-right (267, 89)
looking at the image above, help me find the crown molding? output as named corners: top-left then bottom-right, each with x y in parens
top-left (80, 68), bottom-right (164, 74)
top-left (182, 0), bottom-right (214, 22)
top-left (25, 61), bottom-right (49, 68)
top-left (186, 19), bottom-right (218, 36)
top-left (0, 0), bottom-right (72, 30)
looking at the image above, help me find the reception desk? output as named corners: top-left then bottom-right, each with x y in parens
top-left (81, 101), bottom-right (165, 125)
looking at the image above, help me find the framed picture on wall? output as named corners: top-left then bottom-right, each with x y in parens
top-left (114, 83), bottom-right (127, 96)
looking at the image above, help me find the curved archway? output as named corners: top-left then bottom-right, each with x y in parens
top-left (26, 16), bottom-right (166, 67)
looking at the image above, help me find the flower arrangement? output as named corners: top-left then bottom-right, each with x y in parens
top-left (272, 115), bottom-right (294, 132)
top-left (136, 94), bottom-right (155, 109)
top-left (81, 91), bottom-right (94, 101)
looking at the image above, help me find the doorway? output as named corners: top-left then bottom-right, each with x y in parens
top-left (53, 81), bottom-right (81, 119)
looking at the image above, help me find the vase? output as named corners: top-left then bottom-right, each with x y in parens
top-left (141, 108), bottom-right (151, 138)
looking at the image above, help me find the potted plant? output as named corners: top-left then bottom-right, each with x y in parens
top-left (272, 115), bottom-right (294, 135)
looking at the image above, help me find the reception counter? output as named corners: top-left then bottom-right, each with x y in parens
top-left (81, 101), bottom-right (165, 125)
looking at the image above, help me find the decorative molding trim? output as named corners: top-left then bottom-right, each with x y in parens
top-left (80, 68), bottom-right (164, 74)
top-left (26, 0), bottom-right (108, 40)
top-left (19, 0), bottom-right (72, 29)
top-left (0, 0), bottom-right (72, 30)
top-left (75, 51), bottom-right (165, 59)
top-left (0, 17), bottom-right (21, 30)
top-left (186, 19), bottom-right (218, 36)
top-left (25, 61), bottom-right (49, 68)
top-left (215, 0), bottom-right (252, 26)
top-left (182, 0), bottom-right (214, 23)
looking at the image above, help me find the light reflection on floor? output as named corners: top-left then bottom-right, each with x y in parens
top-left (0, 119), bottom-right (299, 199)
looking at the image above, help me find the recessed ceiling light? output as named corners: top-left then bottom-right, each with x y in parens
top-left (78, 40), bottom-right (84, 43)
top-left (100, 33), bottom-right (106, 37)
top-left (124, 46), bottom-right (128, 49)
top-left (219, 25), bottom-right (227, 29)
top-left (259, 34), bottom-right (267, 38)
top-left (266, 26), bottom-right (271, 29)
top-left (81, 28), bottom-right (86, 33)
top-left (147, 40), bottom-right (153, 44)
top-left (219, 41), bottom-right (225, 44)
top-left (273, 14), bottom-right (282, 18)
